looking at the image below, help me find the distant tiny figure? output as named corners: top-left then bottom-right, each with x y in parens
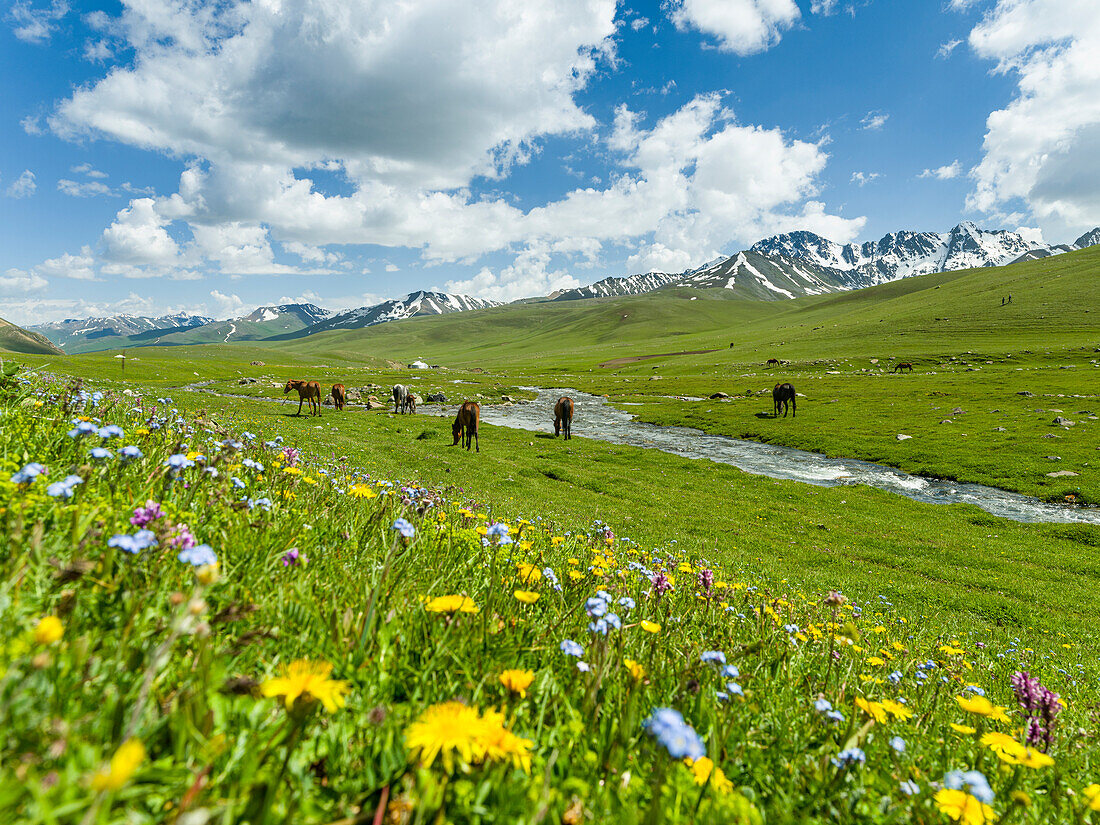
top-left (331, 383), bottom-right (346, 410)
top-left (1001, 297), bottom-right (1005, 306)
top-left (766, 358), bottom-right (780, 367)
top-left (451, 401), bottom-right (480, 452)
top-left (773, 383), bottom-right (796, 418)
top-left (1008, 294), bottom-right (1012, 303)
top-left (729, 343), bottom-right (734, 349)
top-left (554, 396), bottom-right (574, 439)
top-left (893, 362), bottom-right (913, 373)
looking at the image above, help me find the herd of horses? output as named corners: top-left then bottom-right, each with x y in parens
top-left (282, 357), bottom-right (915, 442)
top-left (282, 378), bottom-right (573, 453)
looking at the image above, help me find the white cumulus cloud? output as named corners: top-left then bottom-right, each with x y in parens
top-left (666, 0), bottom-right (800, 55)
top-left (5, 170), bottom-right (37, 198)
top-left (965, 0), bottom-right (1100, 238)
top-left (919, 160), bottom-right (962, 180)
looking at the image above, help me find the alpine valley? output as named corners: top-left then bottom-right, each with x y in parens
top-left (22, 221), bottom-right (1098, 353)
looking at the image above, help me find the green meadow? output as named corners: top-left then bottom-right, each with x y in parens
top-left (3, 247), bottom-right (1098, 823)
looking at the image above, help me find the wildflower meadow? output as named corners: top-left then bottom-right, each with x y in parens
top-left (2, 370), bottom-right (1098, 824)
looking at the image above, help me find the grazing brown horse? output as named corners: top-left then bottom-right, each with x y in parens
top-left (331, 383), bottom-right (346, 410)
top-left (893, 362), bottom-right (913, 373)
top-left (451, 401), bottom-right (480, 452)
top-left (554, 396), bottom-right (574, 439)
top-left (766, 358), bottom-right (781, 367)
top-left (284, 379), bottom-right (322, 416)
top-left (773, 383), bottom-right (796, 418)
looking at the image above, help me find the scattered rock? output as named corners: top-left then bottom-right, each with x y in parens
top-left (502, 395), bottom-right (515, 403)
top-left (1042, 433), bottom-right (1061, 439)
top-left (1045, 456), bottom-right (1062, 461)
top-left (896, 434), bottom-right (912, 441)
top-left (322, 396), bottom-right (333, 406)
top-left (992, 427), bottom-right (1006, 432)
top-left (1017, 391), bottom-right (1034, 397)
top-left (709, 392), bottom-right (729, 399)
top-left (1046, 470), bottom-right (1080, 478)
top-left (250, 360), bottom-right (265, 366)
top-left (365, 399), bottom-right (384, 410)
top-left (1053, 417), bottom-right (1076, 427)
top-left (869, 358), bottom-right (879, 364)
top-left (952, 407), bottom-right (964, 415)
top-left (237, 377), bottom-right (258, 385)
top-left (345, 390), bottom-right (361, 402)
top-left (939, 419), bottom-right (954, 424)
top-left (826, 370), bottom-right (841, 375)
top-left (426, 392), bottom-right (447, 403)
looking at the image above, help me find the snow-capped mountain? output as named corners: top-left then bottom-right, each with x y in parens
top-left (238, 304), bottom-right (331, 327)
top-left (678, 250), bottom-right (850, 298)
top-left (1073, 228), bottom-right (1100, 249)
top-left (300, 291), bottom-right (501, 335)
top-left (31, 312), bottom-right (213, 351)
top-left (551, 271), bottom-right (685, 301)
top-left (750, 222), bottom-right (1072, 286)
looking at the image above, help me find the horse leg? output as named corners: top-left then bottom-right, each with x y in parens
top-left (297, 397), bottom-right (304, 416)
top-left (791, 396), bottom-right (796, 417)
top-left (474, 427), bottom-right (479, 453)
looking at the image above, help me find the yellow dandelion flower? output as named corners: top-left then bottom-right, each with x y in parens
top-left (425, 595), bottom-right (479, 614)
top-left (516, 563), bottom-right (542, 584)
top-left (1083, 784), bottom-right (1100, 811)
top-left (567, 569), bottom-right (585, 581)
top-left (956, 695), bottom-right (1010, 723)
top-left (261, 659), bottom-right (349, 713)
top-left (933, 788), bottom-right (997, 824)
top-left (950, 723), bottom-right (977, 735)
top-left (624, 659), bottom-right (646, 681)
top-left (458, 508), bottom-right (473, 518)
top-left (514, 590), bottom-right (540, 604)
top-left (479, 709), bottom-right (534, 773)
top-left (135, 428), bottom-right (150, 436)
top-left (866, 656), bottom-right (885, 667)
top-left (282, 466), bottom-right (303, 476)
top-left (940, 644), bottom-right (966, 656)
top-left (518, 540), bottom-right (532, 551)
top-left (855, 697), bottom-right (887, 724)
top-left (350, 483), bottom-right (377, 499)
top-left (500, 669), bottom-right (535, 697)
top-left (684, 757), bottom-right (733, 793)
top-left (639, 620), bottom-right (661, 634)
top-left (33, 616), bottom-right (64, 646)
top-left (405, 701), bottom-right (487, 773)
top-left (186, 450), bottom-right (204, 461)
top-left (551, 536), bottom-right (566, 546)
top-left (880, 699), bottom-right (914, 721)
top-left (90, 739), bottom-right (146, 792)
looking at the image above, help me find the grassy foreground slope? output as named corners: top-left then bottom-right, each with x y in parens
top-left (2, 373), bottom-right (1097, 824)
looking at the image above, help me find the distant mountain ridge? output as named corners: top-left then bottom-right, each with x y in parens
top-left (296, 291), bottom-right (501, 336)
top-left (32, 312), bottom-right (214, 352)
top-left (0, 316), bottom-right (65, 355)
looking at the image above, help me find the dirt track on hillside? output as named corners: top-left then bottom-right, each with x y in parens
top-left (599, 348), bottom-right (721, 368)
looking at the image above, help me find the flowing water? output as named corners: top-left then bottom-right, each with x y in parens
top-left (425, 387), bottom-right (1099, 526)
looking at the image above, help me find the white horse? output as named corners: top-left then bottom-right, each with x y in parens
top-left (392, 384), bottom-right (413, 414)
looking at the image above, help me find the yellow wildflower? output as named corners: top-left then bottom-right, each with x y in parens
top-left (639, 620), bottom-right (661, 634)
top-left (479, 709), bottom-right (534, 773)
top-left (90, 739), bottom-right (146, 792)
top-left (934, 788), bottom-right (997, 824)
top-left (624, 659), bottom-right (646, 681)
top-left (282, 466), bottom-right (303, 476)
top-left (516, 563), bottom-right (542, 584)
top-left (866, 656), bottom-right (885, 667)
top-left (514, 590), bottom-right (540, 604)
top-left (950, 723), bottom-right (977, 735)
top-left (880, 699), bottom-right (914, 721)
top-left (940, 644), bottom-right (966, 656)
top-left (981, 733), bottom-right (1054, 768)
top-left (956, 695), bottom-right (1010, 723)
top-left (350, 483), bottom-right (377, 499)
top-left (567, 570), bottom-right (585, 581)
top-left (425, 595), bottom-right (479, 614)
top-left (261, 659), bottom-right (349, 713)
top-left (1083, 784), bottom-right (1100, 811)
top-left (405, 701), bottom-right (487, 773)
top-left (33, 616), bottom-right (64, 646)
top-left (499, 669), bottom-right (535, 698)
top-left (856, 697), bottom-right (887, 724)
top-left (551, 536), bottom-right (566, 546)
top-left (684, 757), bottom-right (733, 793)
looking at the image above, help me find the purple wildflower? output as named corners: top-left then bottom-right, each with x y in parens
top-left (281, 447), bottom-right (300, 467)
top-left (168, 524), bottom-right (197, 551)
top-left (1011, 671), bottom-right (1062, 751)
top-left (650, 571), bottom-right (672, 601)
top-left (698, 567), bottom-right (714, 599)
top-left (130, 500), bottom-right (165, 527)
top-left (282, 547), bottom-right (308, 567)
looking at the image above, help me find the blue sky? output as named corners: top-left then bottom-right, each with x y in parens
top-left (1, 0), bottom-right (1097, 324)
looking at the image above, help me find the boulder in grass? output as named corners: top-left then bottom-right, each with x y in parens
top-left (896, 434), bottom-right (912, 441)
top-left (709, 392), bottom-right (729, 400)
top-left (1046, 470), bottom-right (1079, 478)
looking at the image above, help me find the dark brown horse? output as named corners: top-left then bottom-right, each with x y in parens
top-left (773, 383), bottom-right (796, 418)
top-left (766, 358), bottom-right (781, 367)
top-left (331, 383), bottom-right (346, 410)
top-left (893, 362), bottom-right (913, 373)
top-left (451, 401), bottom-right (480, 452)
top-left (554, 396), bottom-right (574, 439)
top-left (284, 379), bottom-right (322, 416)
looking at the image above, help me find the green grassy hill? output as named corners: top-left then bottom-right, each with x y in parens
top-left (272, 245), bottom-right (1099, 367)
top-left (0, 317), bottom-right (65, 355)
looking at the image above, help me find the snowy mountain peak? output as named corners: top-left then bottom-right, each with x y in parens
top-left (303, 290), bottom-right (501, 335)
top-left (1073, 227), bottom-right (1100, 249)
top-left (239, 303), bottom-right (331, 325)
